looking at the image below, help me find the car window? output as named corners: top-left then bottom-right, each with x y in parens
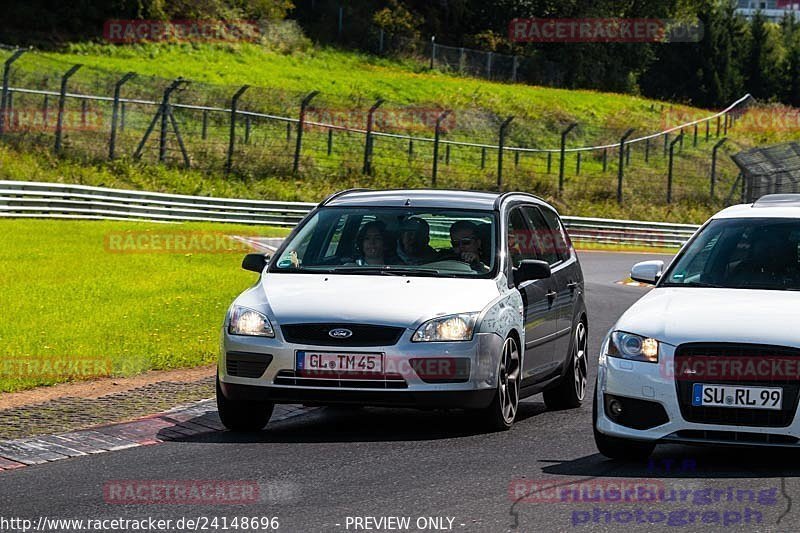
top-left (507, 206), bottom-right (537, 268)
top-left (538, 207), bottom-right (571, 262)
top-left (662, 218), bottom-right (800, 290)
top-left (521, 206), bottom-right (561, 265)
top-left (273, 207), bottom-right (497, 278)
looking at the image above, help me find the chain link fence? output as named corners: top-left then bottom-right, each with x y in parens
top-left (0, 46), bottom-right (754, 206)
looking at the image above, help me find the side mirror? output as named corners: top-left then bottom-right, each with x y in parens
top-left (630, 260), bottom-right (664, 285)
top-left (515, 259), bottom-right (551, 285)
top-left (242, 253), bottom-right (269, 273)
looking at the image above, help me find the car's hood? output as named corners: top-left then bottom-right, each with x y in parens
top-left (260, 273), bottom-right (500, 327)
top-left (616, 288), bottom-right (800, 348)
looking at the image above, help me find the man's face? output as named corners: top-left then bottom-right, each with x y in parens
top-left (451, 228), bottom-right (480, 255)
top-left (400, 230), bottom-right (418, 252)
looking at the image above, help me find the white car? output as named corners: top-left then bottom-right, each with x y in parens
top-left (217, 189), bottom-right (588, 432)
top-left (595, 194), bottom-right (800, 458)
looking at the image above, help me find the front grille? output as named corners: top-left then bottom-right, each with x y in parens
top-left (673, 430), bottom-right (798, 446)
top-left (226, 352), bottom-right (273, 378)
top-left (281, 323), bottom-right (404, 347)
top-left (274, 370), bottom-right (408, 389)
top-left (675, 343), bottom-right (800, 427)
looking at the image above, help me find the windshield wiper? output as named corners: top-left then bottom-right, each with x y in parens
top-left (327, 266), bottom-right (443, 276)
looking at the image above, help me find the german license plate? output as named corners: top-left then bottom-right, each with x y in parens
top-left (296, 351), bottom-right (383, 374)
top-left (692, 384), bottom-right (782, 410)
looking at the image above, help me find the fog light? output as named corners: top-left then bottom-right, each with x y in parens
top-left (609, 399), bottom-right (624, 417)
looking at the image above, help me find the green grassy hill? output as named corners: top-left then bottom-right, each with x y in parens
top-left (0, 41), bottom-right (788, 223)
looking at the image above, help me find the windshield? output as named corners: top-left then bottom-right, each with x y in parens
top-left (270, 207), bottom-right (497, 277)
top-left (661, 218), bottom-right (800, 291)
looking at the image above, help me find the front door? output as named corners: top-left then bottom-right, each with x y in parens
top-left (507, 206), bottom-right (559, 384)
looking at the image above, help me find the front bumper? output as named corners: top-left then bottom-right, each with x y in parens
top-left (596, 343), bottom-right (800, 446)
top-left (218, 329), bottom-right (503, 410)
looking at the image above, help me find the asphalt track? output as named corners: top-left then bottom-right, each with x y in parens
top-left (2, 251), bottom-right (798, 533)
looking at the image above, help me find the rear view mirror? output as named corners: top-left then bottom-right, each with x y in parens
top-left (630, 260), bottom-right (664, 285)
top-left (242, 253), bottom-right (270, 273)
top-left (515, 260), bottom-right (551, 285)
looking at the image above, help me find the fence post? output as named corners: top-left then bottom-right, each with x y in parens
top-left (430, 36), bottom-right (436, 70)
top-left (546, 152), bottom-right (552, 173)
top-left (559, 123), bottom-right (577, 196)
top-left (42, 95), bottom-right (48, 129)
top-left (693, 123), bottom-right (698, 147)
top-left (512, 55), bottom-right (519, 82)
top-left (705, 120), bottom-right (710, 142)
top-left (158, 78), bottom-right (186, 163)
top-left (293, 90), bottom-right (319, 174)
top-left (710, 137), bottom-right (727, 198)
top-left (201, 111), bottom-right (208, 140)
top-left (432, 109), bottom-right (451, 187)
top-left (667, 133), bottom-right (683, 204)
top-left (679, 128), bottom-right (684, 152)
top-left (408, 137), bottom-right (413, 160)
top-left (644, 137), bottom-right (650, 162)
top-left (0, 49), bottom-right (26, 138)
top-left (109, 71), bottom-right (135, 160)
top-left (576, 152), bottom-right (581, 175)
top-left (602, 148), bottom-right (608, 172)
top-left (363, 99), bottom-right (384, 175)
top-left (497, 116), bottom-right (514, 191)
top-left (379, 29), bottom-right (384, 54)
top-left (663, 132), bottom-right (669, 156)
top-left (225, 85), bottom-right (249, 175)
top-left (328, 129), bottom-right (334, 156)
top-left (723, 112), bottom-right (729, 135)
top-left (514, 150), bottom-right (519, 168)
top-left (481, 147), bottom-right (486, 169)
top-left (616, 128), bottom-right (635, 204)
top-left (716, 116), bottom-right (721, 137)
top-left (121, 102), bottom-right (126, 132)
top-left (486, 52), bottom-right (493, 79)
top-left (446, 144), bottom-right (451, 165)
top-left (54, 64), bottom-right (82, 154)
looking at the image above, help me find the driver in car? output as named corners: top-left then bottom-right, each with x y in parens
top-left (448, 221), bottom-right (490, 273)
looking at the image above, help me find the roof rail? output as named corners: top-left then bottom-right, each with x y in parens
top-left (318, 188), bottom-right (372, 207)
top-left (493, 191), bottom-right (546, 210)
top-left (753, 194), bottom-right (800, 207)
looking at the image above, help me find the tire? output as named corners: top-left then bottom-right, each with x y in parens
top-left (216, 377), bottom-right (274, 432)
top-left (543, 319), bottom-right (588, 410)
top-left (592, 382), bottom-right (655, 460)
top-left (479, 336), bottom-right (521, 431)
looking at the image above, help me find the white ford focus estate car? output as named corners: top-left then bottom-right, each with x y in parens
top-left (595, 194), bottom-right (800, 458)
top-left (218, 189), bottom-right (588, 432)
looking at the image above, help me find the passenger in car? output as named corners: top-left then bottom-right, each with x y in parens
top-left (397, 217), bottom-right (439, 265)
top-left (447, 221), bottom-right (490, 273)
top-left (351, 220), bottom-right (388, 266)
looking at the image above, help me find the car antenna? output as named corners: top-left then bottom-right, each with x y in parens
top-left (405, 198), bottom-right (412, 206)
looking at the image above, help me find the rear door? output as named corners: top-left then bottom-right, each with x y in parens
top-left (507, 205), bottom-right (558, 383)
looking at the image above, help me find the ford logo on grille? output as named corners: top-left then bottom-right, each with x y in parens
top-left (329, 328), bottom-right (353, 339)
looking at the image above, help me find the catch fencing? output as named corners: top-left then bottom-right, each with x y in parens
top-left (0, 46), bottom-right (753, 206)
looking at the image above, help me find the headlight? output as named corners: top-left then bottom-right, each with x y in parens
top-left (228, 306), bottom-right (275, 337)
top-left (412, 313), bottom-right (478, 342)
top-left (607, 331), bottom-right (659, 363)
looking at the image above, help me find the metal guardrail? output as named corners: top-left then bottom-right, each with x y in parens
top-left (0, 181), bottom-right (700, 246)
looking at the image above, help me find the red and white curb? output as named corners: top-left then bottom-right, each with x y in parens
top-left (0, 400), bottom-right (313, 472)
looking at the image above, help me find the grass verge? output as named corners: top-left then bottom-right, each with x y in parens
top-left (0, 219), bottom-right (288, 393)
